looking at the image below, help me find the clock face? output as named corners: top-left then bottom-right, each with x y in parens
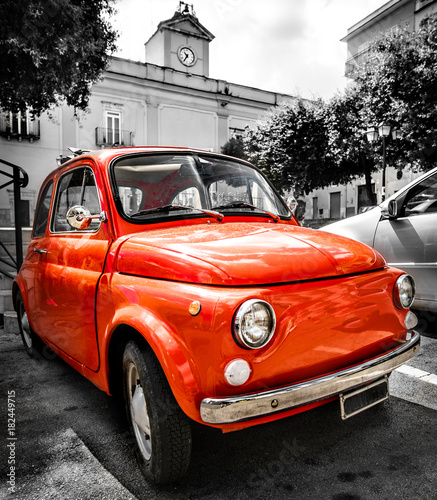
top-left (178, 46), bottom-right (196, 66)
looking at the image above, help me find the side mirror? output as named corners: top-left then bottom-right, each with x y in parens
top-left (285, 195), bottom-right (297, 214)
top-left (66, 205), bottom-right (107, 230)
top-left (382, 199), bottom-right (398, 219)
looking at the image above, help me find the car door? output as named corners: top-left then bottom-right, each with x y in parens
top-left (374, 171), bottom-right (437, 309)
top-left (34, 164), bottom-right (111, 371)
top-left (21, 179), bottom-right (54, 330)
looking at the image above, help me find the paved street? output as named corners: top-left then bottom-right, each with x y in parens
top-left (1, 316), bottom-right (436, 500)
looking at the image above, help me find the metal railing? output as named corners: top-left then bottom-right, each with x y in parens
top-left (0, 159), bottom-right (29, 278)
top-left (95, 127), bottom-right (134, 147)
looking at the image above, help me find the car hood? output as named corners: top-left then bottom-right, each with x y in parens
top-left (116, 223), bottom-right (386, 286)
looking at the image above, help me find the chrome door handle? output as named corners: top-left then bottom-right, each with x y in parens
top-left (34, 248), bottom-right (48, 254)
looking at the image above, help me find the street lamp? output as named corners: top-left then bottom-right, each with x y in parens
top-left (365, 122), bottom-right (400, 201)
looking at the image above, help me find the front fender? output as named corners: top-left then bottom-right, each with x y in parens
top-left (97, 298), bottom-right (209, 423)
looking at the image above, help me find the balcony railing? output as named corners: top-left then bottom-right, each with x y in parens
top-left (95, 127), bottom-right (134, 147)
top-left (0, 113), bottom-right (40, 142)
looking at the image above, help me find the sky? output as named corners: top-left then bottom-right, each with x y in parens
top-left (111, 0), bottom-right (388, 100)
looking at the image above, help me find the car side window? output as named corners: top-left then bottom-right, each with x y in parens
top-left (33, 180), bottom-right (53, 238)
top-left (51, 167), bottom-right (101, 232)
top-left (403, 173), bottom-right (437, 217)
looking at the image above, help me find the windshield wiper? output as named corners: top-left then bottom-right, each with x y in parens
top-left (212, 202), bottom-right (280, 222)
top-left (130, 204), bottom-right (224, 222)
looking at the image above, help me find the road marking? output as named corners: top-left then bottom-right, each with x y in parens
top-left (395, 365), bottom-right (437, 386)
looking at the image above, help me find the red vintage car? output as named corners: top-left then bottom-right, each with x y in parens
top-left (14, 147), bottom-right (420, 484)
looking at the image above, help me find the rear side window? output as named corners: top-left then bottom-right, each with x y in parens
top-left (51, 167), bottom-right (101, 232)
top-left (33, 180), bottom-right (53, 238)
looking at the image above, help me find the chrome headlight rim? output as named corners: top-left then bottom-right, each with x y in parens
top-left (394, 274), bottom-right (415, 310)
top-left (233, 299), bottom-right (276, 350)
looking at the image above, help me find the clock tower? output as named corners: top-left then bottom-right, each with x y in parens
top-left (145, 2), bottom-right (215, 77)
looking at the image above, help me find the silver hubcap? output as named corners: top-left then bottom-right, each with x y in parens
top-left (127, 363), bottom-right (152, 460)
top-left (20, 304), bottom-right (32, 349)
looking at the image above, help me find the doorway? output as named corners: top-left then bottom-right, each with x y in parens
top-left (330, 192), bottom-right (341, 219)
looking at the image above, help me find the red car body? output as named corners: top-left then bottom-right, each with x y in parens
top-left (13, 147), bottom-right (419, 483)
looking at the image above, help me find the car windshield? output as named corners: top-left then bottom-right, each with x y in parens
top-left (111, 153), bottom-right (290, 222)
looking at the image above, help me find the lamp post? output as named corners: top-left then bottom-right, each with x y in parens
top-left (365, 122), bottom-right (399, 201)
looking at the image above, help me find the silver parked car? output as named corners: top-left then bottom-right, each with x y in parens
top-left (323, 167), bottom-right (437, 313)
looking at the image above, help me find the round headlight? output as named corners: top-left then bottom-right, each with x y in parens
top-left (394, 274), bottom-right (415, 309)
top-left (233, 299), bottom-right (276, 349)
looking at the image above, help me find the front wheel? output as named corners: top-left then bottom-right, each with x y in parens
top-left (122, 340), bottom-right (192, 484)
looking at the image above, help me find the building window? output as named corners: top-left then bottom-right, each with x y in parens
top-left (0, 110), bottom-right (40, 142)
top-left (106, 111), bottom-right (121, 145)
top-left (95, 108), bottom-right (133, 147)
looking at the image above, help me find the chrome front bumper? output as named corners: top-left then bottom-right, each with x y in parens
top-left (200, 331), bottom-right (420, 424)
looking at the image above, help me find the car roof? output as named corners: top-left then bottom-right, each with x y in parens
top-left (42, 146), bottom-right (249, 186)
top-left (68, 146), bottom-right (243, 166)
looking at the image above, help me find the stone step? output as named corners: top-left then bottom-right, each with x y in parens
top-left (0, 289), bottom-right (13, 313)
top-left (4, 310), bottom-right (19, 335)
top-left (0, 275), bottom-right (14, 334)
top-left (0, 227), bottom-right (27, 333)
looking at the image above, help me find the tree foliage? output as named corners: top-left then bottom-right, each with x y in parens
top-left (221, 137), bottom-right (248, 161)
top-left (244, 14), bottom-right (437, 198)
top-left (245, 98), bottom-right (333, 196)
top-left (0, 0), bottom-right (118, 116)
top-left (354, 15), bottom-right (437, 169)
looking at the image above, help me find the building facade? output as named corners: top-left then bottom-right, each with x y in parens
top-left (304, 0), bottom-right (437, 225)
top-left (0, 2), bottom-right (294, 228)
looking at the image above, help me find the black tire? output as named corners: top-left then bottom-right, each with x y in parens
top-left (122, 340), bottom-right (192, 484)
top-left (16, 293), bottom-right (41, 358)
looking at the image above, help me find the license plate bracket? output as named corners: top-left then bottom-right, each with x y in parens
top-left (340, 376), bottom-right (389, 420)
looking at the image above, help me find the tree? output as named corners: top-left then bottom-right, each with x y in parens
top-left (244, 98), bottom-right (333, 196)
top-left (324, 87), bottom-right (378, 205)
top-left (244, 14), bottom-right (437, 200)
top-left (0, 0), bottom-right (118, 116)
top-left (221, 137), bottom-right (248, 161)
top-left (352, 14), bottom-right (437, 170)
top-left (244, 96), bottom-right (375, 198)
